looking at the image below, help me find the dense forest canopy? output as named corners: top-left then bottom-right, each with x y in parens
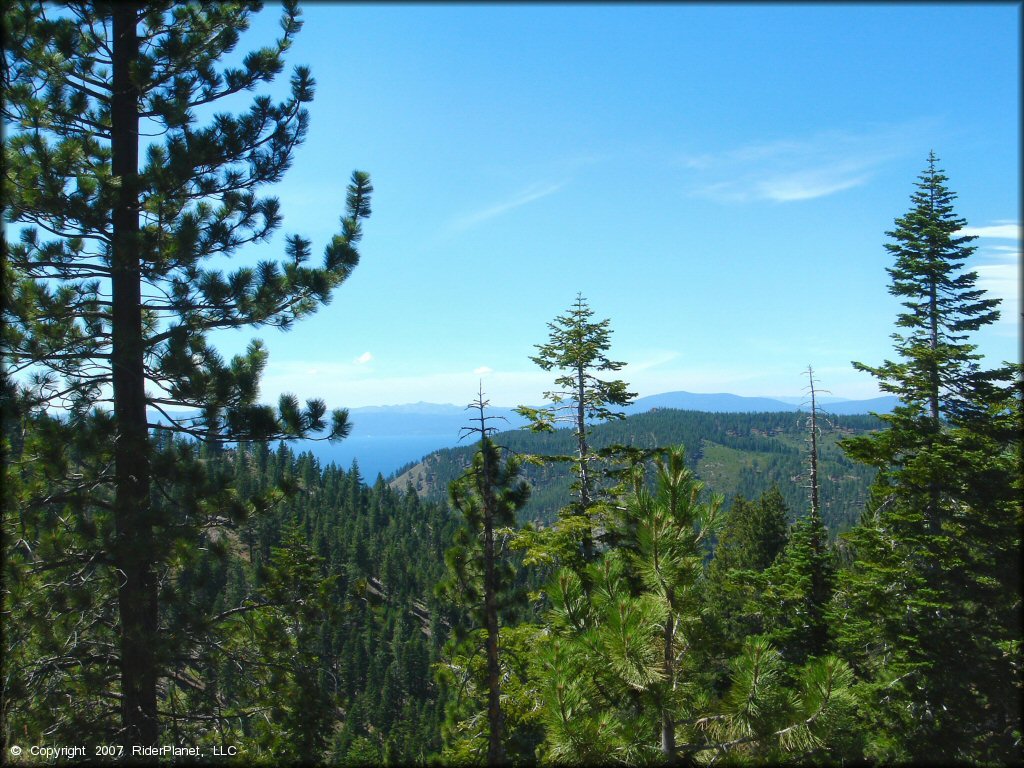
top-left (2, 2), bottom-right (1020, 766)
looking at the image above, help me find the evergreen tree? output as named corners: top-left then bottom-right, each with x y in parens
top-left (760, 511), bottom-right (835, 666)
top-left (3, 2), bottom-right (370, 744)
top-left (536, 448), bottom-right (856, 764)
top-left (437, 387), bottom-right (531, 764)
top-left (804, 365), bottom-right (825, 521)
top-left (193, 444), bottom-right (456, 763)
top-left (537, 448), bottom-right (721, 762)
top-left (759, 366), bottom-right (837, 666)
top-left (516, 293), bottom-right (635, 561)
top-left (710, 488), bottom-right (789, 575)
top-left (244, 522), bottom-right (339, 762)
top-left (836, 154), bottom-right (1021, 762)
top-left (852, 152), bottom-right (1003, 429)
top-left (624, 448), bottom-right (724, 761)
top-left (703, 488), bottom-right (790, 681)
top-left (2, 408), bottom-right (124, 741)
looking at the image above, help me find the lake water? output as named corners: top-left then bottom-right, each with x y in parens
top-left (296, 434), bottom-right (465, 480)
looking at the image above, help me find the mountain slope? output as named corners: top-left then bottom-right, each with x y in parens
top-left (391, 408), bottom-right (882, 534)
top-left (289, 393), bottom-right (897, 480)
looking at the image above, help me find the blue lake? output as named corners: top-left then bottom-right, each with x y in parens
top-left (296, 434), bottom-right (464, 481)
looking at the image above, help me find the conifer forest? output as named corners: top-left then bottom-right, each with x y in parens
top-left (2, 3), bottom-right (1020, 765)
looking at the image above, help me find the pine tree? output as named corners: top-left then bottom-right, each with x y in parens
top-left (536, 448), bottom-right (722, 763)
top-left (760, 514), bottom-right (835, 666)
top-left (516, 293), bottom-right (635, 561)
top-left (853, 152), bottom-right (1003, 429)
top-left (704, 488), bottom-right (790, 677)
top-left (2, 2), bottom-right (370, 745)
top-left (2, 408), bottom-right (125, 741)
top-left (536, 448), bottom-right (856, 764)
top-left (710, 488), bottom-right (789, 575)
top-left (437, 386), bottom-right (530, 764)
top-left (245, 522), bottom-right (339, 762)
top-left (623, 448), bottom-right (724, 761)
top-left (836, 154), bottom-right (1021, 762)
top-left (804, 365), bottom-right (824, 522)
top-left (759, 367), bottom-right (837, 666)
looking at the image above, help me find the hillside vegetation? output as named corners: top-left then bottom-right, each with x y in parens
top-left (393, 408), bottom-right (881, 534)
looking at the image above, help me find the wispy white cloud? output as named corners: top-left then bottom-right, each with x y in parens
top-left (624, 350), bottom-right (680, 373)
top-left (959, 223), bottom-right (1021, 240)
top-left (974, 250), bottom-right (1021, 333)
top-left (755, 169), bottom-right (872, 202)
top-left (354, 351), bottom-right (373, 365)
top-left (961, 221), bottom-right (1020, 323)
top-left (450, 181), bottom-right (566, 231)
top-left (473, 366), bottom-right (494, 375)
top-left (678, 123), bottom-right (925, 204)
top-left (975, 259), bottom-right (1020, 299)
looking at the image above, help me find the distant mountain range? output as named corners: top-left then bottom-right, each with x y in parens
top-left (338, 391), bottom-right (899, 437)
top-left (623, 391), bottom-right (900, 416)
top-left (298, 392), bottom-right (899, 479)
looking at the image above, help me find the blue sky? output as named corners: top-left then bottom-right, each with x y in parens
top-left (211, 2), bottom-right (1020, 408)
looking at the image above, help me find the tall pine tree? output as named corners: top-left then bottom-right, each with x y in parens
top-left (437, 387), bottom-right (531, 764)
top-left (3, 2), bottom-right (370, 745)
top-left (516, 293), bottom-right (635, 562)
top-left (836, 153), bottom-right (1021, 762)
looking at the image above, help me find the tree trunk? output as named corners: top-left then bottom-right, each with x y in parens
top-left (808, 366), bottom-right (819, 519)
top-left (482, 449), bottom-right (506, 765)
top-left (576, 362), bottom-right (593, 561)
top-left (661, 606), bottom-right (677, 762)
top-left (111, 3), bottom-right (158, 746)
top-left (926, 185), bottom-right (941, 536)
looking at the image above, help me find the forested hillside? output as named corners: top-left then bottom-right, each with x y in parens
top-left (393, 408), bottom-right (880, 534)
top-left (3, 429), bottom-right (461, 763)
top-left (224, 442), bottom-right (456, 761)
